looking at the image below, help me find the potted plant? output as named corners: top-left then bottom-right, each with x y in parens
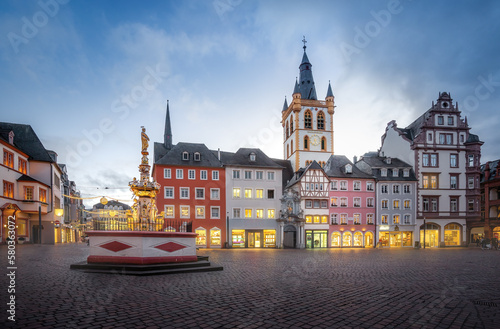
top-left (18, 237), bottom-right (25, 244)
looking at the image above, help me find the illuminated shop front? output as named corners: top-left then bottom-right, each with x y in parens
top-left (379, 226), bottom-right (413, 247)
top-left (342, 231), bottom-right (352, 247)
top-left (365, 232), bottom-right (374, 247)
top-left (195, 228), bottom-right (207, 247)
top-left (210, 228), bottom-right (221, 247)
top-left (305, 230), bottom-right (328, 248)
top-left (331, 232), bottom-right (341, 247)
top-left (444, 223), bottom-right (461, 246)
top-left (420, 223), bottom-right (439, 248)
top-left (231, 229), bottom-right (276, 248)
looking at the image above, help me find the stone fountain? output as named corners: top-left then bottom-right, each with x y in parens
top-left (71, 127), bottom-right (222, 275)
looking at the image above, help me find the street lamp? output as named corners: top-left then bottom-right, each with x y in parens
top-left (55, 208), bottom-right (64, 217)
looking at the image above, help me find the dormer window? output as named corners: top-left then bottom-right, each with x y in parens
top-left (385, 157), bottom-right (392, 164)
top-left (392, 169), bottom-right (399, 177)
top-left (8, 131), bottom-right (14, 145)
top-left (249, 152), bottom-right (256, 162)
top-left (194, 152), bottom-right (201, 161)
top-left (381, 168), bottom-right (387, 177)
top-left (182, 152), bottom-right (189, 161)
top-left (345, 164), bottom-right (352, 174)
top-left (403, 169), bottom-right (410, 177)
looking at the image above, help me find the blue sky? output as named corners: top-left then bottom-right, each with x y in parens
top-left (1, 0), bottom-right (500, 207)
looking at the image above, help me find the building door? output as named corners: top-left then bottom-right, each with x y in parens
top-left (247, 231), bottom-right (261, 248)
top-left (306, 230), bottom-right (327, 248)
top-left (283, 225), bottom-right (296, 248)
top-left (32, 225), bottom-right (41, 244)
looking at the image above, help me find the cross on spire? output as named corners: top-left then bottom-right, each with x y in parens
top-left (302, 36), bottom-right (307, 51)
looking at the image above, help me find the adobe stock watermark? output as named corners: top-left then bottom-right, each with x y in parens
top-left (462, 71), bottom-right (500, 113)
top-left (213, 0), bottom-right (243, 19)
top-left (65, 64), bottom-right (168, 169)
top-left (340, 0), bottom-right (411, 64)
top-left (7, 0), bottom-right (70, 54)
top-left (235, 110), bottom-right (282, 150)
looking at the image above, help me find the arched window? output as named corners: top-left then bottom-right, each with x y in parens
top-left (317, 111), bottom-right (325, 130)
top-left (290, 119), bottom-right (294, 132)
top-left (286, 121), bottom-right (290, 138)
top-left (304, 136), bottom-right (309, 150)
top-left (287, 144), bottom-right (289, 158)
top-left (290, 141), bottom-right (293, 154)
top-left (304, 110), bottom-right (312, 129)
top-left (321, 137), bottom-right (327, 151)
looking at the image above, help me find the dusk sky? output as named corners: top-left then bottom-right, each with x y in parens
top-left (1, 0), bottom-right (499, 207)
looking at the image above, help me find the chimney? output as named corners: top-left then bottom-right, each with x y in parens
top-left (353, 155), bottom-right (358, 163)
top-left (218, 148), bottom-right (221, 161)
top-left (484, 162), bottom-right (490, 181)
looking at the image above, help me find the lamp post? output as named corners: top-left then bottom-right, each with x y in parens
top-left (38, 204), bottom-right (42, 244)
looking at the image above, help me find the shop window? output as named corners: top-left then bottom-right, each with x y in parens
top-left (342, 232), bottom-right (352, 247)
top-left (444, 224), bottom-right (460, 246)
top-left (232, 230), bottom-right (245, 248)
top-left (354, 232), bottom-right (363, 246)
top-left (331, 232), bottom-right (341, 247)
top-left (264, 230), bottom-right (276, 248)
top-left (210, 228), bottom-right (221, 246)
top-left (196, 228), bottom-right (207, 246)
top-left (365, 232), bottom-right (374, 247)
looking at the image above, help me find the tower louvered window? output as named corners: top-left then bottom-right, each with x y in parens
top-left (317, 111), bottom-right (325, 130)
top-left (304, 110), bottom-right (312, 128)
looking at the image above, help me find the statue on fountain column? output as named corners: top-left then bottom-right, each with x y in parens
top-left (141, 126), bottom-right (149, 154)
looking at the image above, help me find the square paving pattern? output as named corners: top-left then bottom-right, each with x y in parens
top-left (1, 245), bottom-right (500, 328)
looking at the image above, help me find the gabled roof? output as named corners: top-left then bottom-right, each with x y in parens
top-left (356, 155), bottom-right (417, 181)
top-left (324, 155), bottom-right (373, 179)
top-left (155, 142), bottom-right (222, 167)
top-left (480, 159), bottom-right (500, 183)
top-left (271, 158), bottom-right (294, 189)
top-left (286, 160), bottom-right (326, 188)
top-left (17, 174), bottom-right (50, 187)
top-left (0, 122), bottom-right (54, 162)
top-left (220, 148), bottom-right (283, 168)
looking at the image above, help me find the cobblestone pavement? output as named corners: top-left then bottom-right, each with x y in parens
top-left (1, 244), bottom-right (500, 328)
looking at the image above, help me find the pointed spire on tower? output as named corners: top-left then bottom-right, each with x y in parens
top-left (293, 78), bottom-right (300, 95)
top-left (164, 100), bottom-right (172, 150)
top-left (282, 96), bottom-right (288, 112)
top-left (298, 37), bottom-right (317, 100)
top-left (326, 80), bottom-right (334, 99)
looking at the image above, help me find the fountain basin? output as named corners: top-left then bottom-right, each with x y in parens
top-left (86, 231), bottom-right (198, 265)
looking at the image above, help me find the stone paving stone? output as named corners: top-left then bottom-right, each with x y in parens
top-left (1, 245), bottom-right (500, 328)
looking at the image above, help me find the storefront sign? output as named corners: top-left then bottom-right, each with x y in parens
top-left (379, 225), bottom-right (390, 231)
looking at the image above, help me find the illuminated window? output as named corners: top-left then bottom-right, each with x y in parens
top-left (24, 186), bottom-right (34, 200)
top-left (196, 206), bottom-right (205, 219)
top-left (393, 215), bottom-right (400, 224)
top-left (3, 181), bottom-right (14, 198)
top-left (3, 150), bottom-right (14, 168)
top-left (444, 223), bottom-right (460, 246)
top-left (256, 209), bottom-right (263, 219)
top-left (39, 188), bottom-right (47, 203)
top-left (331, 197), bottom-right (338, 207)
top-left (164, 206), bottom-right (174, 218)
top-left (304, 110), bottom-right (312, 128)
top-left (244, 188), bottom-right (252, 198)
top-left (317, 111), bottom-right (325, 130)
top-left (423, 174), bottom-right (438, 189)
top-left (18, 158), bottom-right (27, 174)
top-left (196, 228), bottom-right (207, 246)
top-left (16, 220), bottom-right (27, 236)
top-left (233, 188), bottom-right (241, 198)
top-left (343, 232), bottom-right (352, 247)
top-left (180, 206), bottom-right (190, 218)
top-left (393, 200), bottom-right (400, 209)
top-left (353, 214), bottom-right (360, 224)
top-left (404, 200), bottom-right (411, 209)
top-left (245, 209), bottom-right (252, 218)
top-left (367, 214), bottom-right (374, 224)
top-left (210, 228), bottom-right (221, 246)
top-left (331, 232), bottom-right (341, 247)
top-left (382, 200), bottom-right (388, 209)
top-left (267, 209), bottom-right (275, 219)
top-left (306, 215), bottom-right (312, 223)
top-left (340, 214), bottom-right (347, 224)
top-left (256, 189), bottom-right (263, 199)
top-left (381, 215), bottom-right (388, 224)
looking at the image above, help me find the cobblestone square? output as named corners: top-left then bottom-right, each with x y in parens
top-left (1, 244), bottom-right (500, 328)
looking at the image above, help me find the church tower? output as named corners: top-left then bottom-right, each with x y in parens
top-left (282, 39), bottom-right (335, 172)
